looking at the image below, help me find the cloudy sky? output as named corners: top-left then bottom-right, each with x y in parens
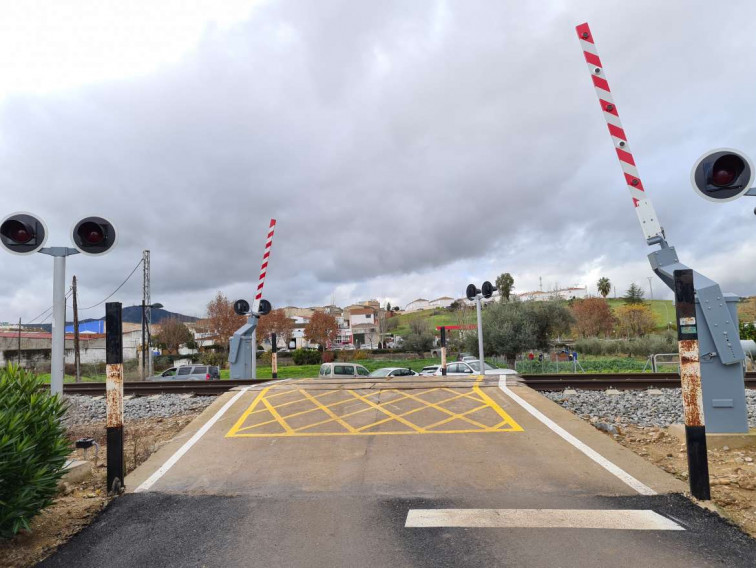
top-left (1, 0), bottom-right (755, 323)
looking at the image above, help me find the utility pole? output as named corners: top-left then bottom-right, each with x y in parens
top-left (647, 276), bottom-right (654, 301)
top-left (142, 250), bottom-right (152, 378)
top-left (72, 275), bottom-right (81, 382)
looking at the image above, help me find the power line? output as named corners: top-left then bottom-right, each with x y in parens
top-left (79, 258), bottom-right (144, 311)
top-left (27, 288), bottom-right (73, 324)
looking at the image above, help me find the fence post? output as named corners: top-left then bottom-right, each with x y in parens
top-left (271, 332), bottom-right (278, 379)
top-left (105, 302), bottom-right (125, 494)
top-left (674, 269), bottom-right (710, 500)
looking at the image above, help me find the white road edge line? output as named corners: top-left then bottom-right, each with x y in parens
top-left (405, 509), bottom-right (683, 530)
top-left (134, 385), bottom-right (254, 492)
top-left (498, 377), bottom-right (656, 496)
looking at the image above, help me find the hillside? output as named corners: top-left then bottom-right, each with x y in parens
top-left (29, 306), bottom-right (197, 332)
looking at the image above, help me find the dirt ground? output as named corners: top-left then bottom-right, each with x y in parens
top-left (0, 412), bottom-right (202, 568)
top-left (617, 425), bottom-right (756, 538)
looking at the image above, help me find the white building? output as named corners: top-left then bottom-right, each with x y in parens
top-left (404, 298), bottom-right (430, 312)
top-left (429, 296), bottom-right (454, 309)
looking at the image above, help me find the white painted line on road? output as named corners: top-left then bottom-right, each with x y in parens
top-left (498, 377), bottom-right (656, 496)
top-left (134, 386), bottom-right (253, 492)
top-left (405, 509), bottom-right (684, 530)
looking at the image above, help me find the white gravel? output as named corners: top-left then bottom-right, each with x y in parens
top-left (62, 394), bottom-right (215, 425)
top-left (544, 388), bottom-right (756, 428)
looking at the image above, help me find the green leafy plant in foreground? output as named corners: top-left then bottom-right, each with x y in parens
top-left (0, 365), bottom-right (70, 539)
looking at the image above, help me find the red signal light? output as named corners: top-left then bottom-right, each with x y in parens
top-left (710, 155), bottom-right (744, 188)
top-left (3, 220), bottom-right (33, 243)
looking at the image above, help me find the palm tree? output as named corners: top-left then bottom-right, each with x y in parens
top-left (597, 277), bottom-right (611, 298)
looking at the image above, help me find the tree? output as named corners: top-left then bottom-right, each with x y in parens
top-left (623, 283), bottom-right (645, 304)
top-left (256, 309), bottom-right (295, 347)
top-left (495, 273), bottom-right (515, 302)
top-left (615, 304), bottom-right (655, 337)
top-left (155, 318), bottom-right (193, 354)
top-left (465, 300), bottom-right (574, 363)
top-left (597, 277), bottom-right (611, 298)
top-left (304, 311), bottom-right (338, 351)
top-left (571, 298), bottom-right (615, 337)
top-left (404, 318), bottom-right (434, 354)
top-left (206, 291), bottom-right (246, 351)
top-left (386, 302), bottom-right (392, 311)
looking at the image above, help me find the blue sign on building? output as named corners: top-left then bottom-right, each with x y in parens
top-left (64, 320), bottom-right (106, 334)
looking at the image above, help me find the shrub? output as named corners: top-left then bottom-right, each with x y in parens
top-left (0, 366), bottom-right (70, 539)
top-left (200, 351), bottom-right (227, 367)
top-left (292, 349), bottom-right (322, 365)
top-left (353, 350), bottom-right (369, 360)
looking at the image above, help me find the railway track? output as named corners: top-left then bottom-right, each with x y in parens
top-left (57, 372), bottom-right (756, 396)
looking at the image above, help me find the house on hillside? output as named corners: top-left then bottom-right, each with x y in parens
top-left (429, 296), bottom-right (454, 309)
top-left (404, 298), bottom-right (430, 312)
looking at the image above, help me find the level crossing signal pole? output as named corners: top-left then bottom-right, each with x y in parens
top-left (440, 326), bottom-right (447, 376)
top-left (0, 213), bottom-right (117, 395)
top-left (271, 333), bottom-right (278, 379)
top-left (576, 23), bottom-right (749, 433)
top-left (466, 281), bottom-right (496, 375)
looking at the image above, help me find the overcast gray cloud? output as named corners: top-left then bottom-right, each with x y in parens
top-left (1, 0), bottom-right (755, 322)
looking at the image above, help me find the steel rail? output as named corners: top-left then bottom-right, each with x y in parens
top-left (54, 373), bottom-right (756, 396)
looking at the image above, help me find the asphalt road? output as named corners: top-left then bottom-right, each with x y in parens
top-left (40, 377), bottom-right (756, 567)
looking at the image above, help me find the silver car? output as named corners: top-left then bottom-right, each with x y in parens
top-left (368, 367), bottom-right (418, 378)
top-left (433, 361), bottom-right (517, 376)
top-left (148, 364), bottom-right (220, 381)
top-left (318, 363), bottom-right (370, 378)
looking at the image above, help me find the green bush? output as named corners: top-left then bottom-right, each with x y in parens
top-left (200, 351), bottom-right (227, 367)
top-left (0, 366), bottom-right (70, 539)
top-left (292, 349), bottom-right (322, 365)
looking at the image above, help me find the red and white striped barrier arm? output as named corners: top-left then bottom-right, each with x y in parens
top-left (253, 218), bottom-right (276, 313)
top-left (576, 22), bottom-right (664, 243)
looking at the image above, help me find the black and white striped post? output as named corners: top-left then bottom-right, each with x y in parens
top-left (271, 332), bottom-right (278, 379)
top-left (440, 326), bottom-right (447, 376)
top-left (105, 302), bottom-right (125, 495)
top-left (674, 269), bottom-right (711, 500)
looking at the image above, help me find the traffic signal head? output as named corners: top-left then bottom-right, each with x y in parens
top-left (72, 216), bottom-right (117, 255)
top-left (691, 148), bottom-right (755, 202)
top-left (481, 281), bottom-right (496, 299)
top-left (0, 212), bottom-right (48, 255)
top-left (234, 299), bottom-right (250, 316)
top-left (466, 283), bottom-right (479, 301)
top-left (258, 299), bottom-right (272, 315)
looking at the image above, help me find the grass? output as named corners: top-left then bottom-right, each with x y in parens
top-left (390, 309), bottom-right (468, 336)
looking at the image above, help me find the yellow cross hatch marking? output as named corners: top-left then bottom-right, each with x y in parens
top-left (225, 379), bottom-right (523, 438)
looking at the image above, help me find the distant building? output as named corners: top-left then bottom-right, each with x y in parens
top-left (429, 296), bottom-right (454, 309)
top-left (404, 298), bottom-right (430, 312)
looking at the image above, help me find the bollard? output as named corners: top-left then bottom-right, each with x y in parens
top-left (271, 332), bottom-right (278, 379)
top-left (440, 327), bottom-right (447, 376)
top-left (674, 269), bottom-right (710, 500)
top-left (105, 302), bottom-right (125, 494)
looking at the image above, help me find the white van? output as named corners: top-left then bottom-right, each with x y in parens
top-left (318, 363), bottom-right (370, 378)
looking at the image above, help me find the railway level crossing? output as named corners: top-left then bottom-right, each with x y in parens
top-left (41, 376), bottom-right (756, 567)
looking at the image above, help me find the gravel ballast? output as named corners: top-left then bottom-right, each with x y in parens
top-left (544, 388), bottom-right (756, 428)
top-left (62, 394), bottom-right (215, 425)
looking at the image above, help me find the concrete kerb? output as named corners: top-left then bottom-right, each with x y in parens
top-left (124, 386), bottom-right (258, 492)
top-left (500, 378), bottom-right (689, 496)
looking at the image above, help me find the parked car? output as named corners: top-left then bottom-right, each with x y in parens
top-left (432, 361), bottom-right (517, 377)
top-left (419, 365), bottom-right (441, 376)
top-left (148, 365), bottom-right (220, 381)
top-left (318, 362), bottom-right (370, 378)
top-left (368, 367), bottom-right (418, 378)
top-left (461, 356), bottom-right (479, 363)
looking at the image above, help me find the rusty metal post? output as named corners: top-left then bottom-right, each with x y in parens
top-left (271, 333), bottom-right (278, 379)
top-left (440, 327), bottom-right (447, 376)
top-left (105, 302), bottom-right (125, 495)
top-left (674, 269), bottom-right (710, 500)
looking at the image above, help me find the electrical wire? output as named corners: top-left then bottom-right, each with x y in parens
top-left (79, 258), bottom-right (144, 311)
top-left (27, 288), bottom-right (73, 324)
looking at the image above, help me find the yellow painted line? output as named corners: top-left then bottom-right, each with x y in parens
top-left (346, 389), bottom-right (426, 433)
top-left (225, 387), bottom-right (270, 438)
top-left (397, 389), bottom-right (492, 431)
top-left (298, 389), bottom-right (358, 433)
top-left (263, 396), bottom-right (295, 434)
top-left (226, 380), bottom-right (524, 438)
top-left (473, 378), bottom-right (523, 432)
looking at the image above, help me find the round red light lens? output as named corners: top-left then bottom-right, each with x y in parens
top-left (710, 155), bottom-right (744, 188)
top-left (3, 220), bottom-right (33, 243)
top-left (78, 222), bottom-right (104, 244)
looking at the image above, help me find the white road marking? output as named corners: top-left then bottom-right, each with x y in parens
top-left (498, 377), bottom-right (656, 496)
top-left (405, 509), bottom-right (683, 530)
top-left (134, 386), bottom-right (253, 492)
